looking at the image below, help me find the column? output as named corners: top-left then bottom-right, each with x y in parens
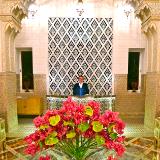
top-left (130, 0), bottom-right (160, 129)
top-left (0, 0), bottom-right (29, 133)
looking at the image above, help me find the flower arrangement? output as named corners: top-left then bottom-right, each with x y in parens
top-left (24, 97), bottom-right (125, 160)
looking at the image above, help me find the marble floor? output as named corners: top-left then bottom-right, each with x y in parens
top-left (0, 116), bottom-right (158, 160)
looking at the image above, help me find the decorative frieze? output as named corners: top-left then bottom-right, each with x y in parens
top-left (127, 0), bottom-right (160, 32)
top-left (0, 1), bottom-right (28, 23)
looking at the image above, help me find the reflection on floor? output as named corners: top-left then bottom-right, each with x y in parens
top-left (0, 117), bottom-right (158, 160)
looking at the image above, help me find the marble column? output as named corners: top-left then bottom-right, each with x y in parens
top-left (0, 0), bottom-right (29, 133)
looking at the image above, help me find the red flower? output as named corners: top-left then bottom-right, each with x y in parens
top-left (115, 120), bottom-right (125, 134)
top-left (24, 97), bottom-right (125, 159)
top-left (39, 130), bottom-right (47, 141)
top-left (25, 131), bottom-right (40, 144)
top-left (108, 155), bottom-right (117, 160)
top-left (83, 127), bottom-right (94, 138)
top-left (114, 143), bottom-right (125, 156)
top-left (116, 136), bottom-right (125, 143)
top-left (87, 101), bottom-right (100, 116)
top-left (43, 110), bottom-right (59, 120)
top-left (33, 116), bottom-right (45, 128)
top-left (24, 143), bottom-right (40, 156)
top-left (39, 155), bottom-right (51, 160)
top-left (24, 135), bottom-right (33, 144)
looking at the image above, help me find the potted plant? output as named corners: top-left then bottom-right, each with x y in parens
top-left (131, 81), bottom-right (138, 92)
top-left (24, 97), bottom-right (125, 160)
top-left (23, 73), bottom-right (32, 92)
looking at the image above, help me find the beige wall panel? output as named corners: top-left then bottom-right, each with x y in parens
top-left (114, 74), bottom-right (145, 117)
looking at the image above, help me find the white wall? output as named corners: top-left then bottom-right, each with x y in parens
top-left (15, 0), bottom-right (147, 76)
top-left (112, 1), bottom-right (146, 74)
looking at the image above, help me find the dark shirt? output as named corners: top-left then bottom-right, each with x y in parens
top-left (73, 83), bottom-right (89, 96)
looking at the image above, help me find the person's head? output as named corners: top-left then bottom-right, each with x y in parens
top-left (78, 75), bottom-right (84, 84)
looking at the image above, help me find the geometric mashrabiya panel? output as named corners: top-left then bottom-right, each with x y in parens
top-left (48, 17), bottom-right (113, 96)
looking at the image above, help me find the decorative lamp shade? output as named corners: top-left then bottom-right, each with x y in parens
top-left (76, 0), bottom-right (84, 16)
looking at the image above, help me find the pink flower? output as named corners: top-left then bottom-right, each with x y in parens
top-left (87, 101), bottom-right (100, 116)
top-left (105, 140), bottom-right (115, 150)
top-left (24, 97), bottom-right (125, 159)
top-left (73, 112), bottom-right (86, 125)
top-left (99, 115), bottom-right (109, 126)
top-left (33, 116), bottom-right (44, 128)
top-left (103, 111), bottom-right (119, 122)
top-left (116, 136), bottom-right (125, 143)
top-left (25, 131), bottom-right (40, 144)
top-left (24, 143), bottom-right (40, 156)
top-left (108, 155), bottom-right (117, 160)
top-left (62, 97), bottom-right (78, 112)
top-left (39, 155), bottom-right (51, 160)
top-left (115, 120), bottom-right (125, 134)
top-left (47, 126), bottom-right (55, 134)
top-left (114, 143), bottom-right (125, 156)
top-left (57, 126), bottom-right (68, 139)
top-left (25, 135), bottom-right (33, 144)
top-left (43, 110), bottom-right (59, 121)
top-left (39, 131), bottom-right (47, 141)
top-left (83, 127), bottom-right (94, 138)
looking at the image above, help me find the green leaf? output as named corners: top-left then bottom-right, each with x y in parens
top-left (38, 141), bottom-right (43, 149)
top-left (66, 130), bottom-right (76, 138)
top-left (49, 115), bottom-right (60, 126)
top-left (78, 123), bottom-right (89, 132)
top-left (85, 106), bottom-right (93, 116)
top-left (92, 121), bottom-right (103, 132)
top-left (95, 135), bottom-right (105, 145)
top-left (107, 124), bottom-right (115, 133)
top-left (51, 131), bottom-right (57, 137)
top-left (45, 136), bottom-right (59, 145)
top-left (63, 121), bottom-right (74, 127)
top-left (110, 133), bottom-right (118, 140)
top-left (39, 125), bottom-right (49, 130)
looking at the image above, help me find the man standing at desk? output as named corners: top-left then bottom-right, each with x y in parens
top-left (73, 75), bottom-right (89, 96)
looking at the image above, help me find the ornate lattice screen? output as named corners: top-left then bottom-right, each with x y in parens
top-left (48, 17), bottom-right (113, 96)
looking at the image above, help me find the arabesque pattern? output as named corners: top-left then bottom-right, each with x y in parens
top-left (48, 17), bottom-right (113, 95)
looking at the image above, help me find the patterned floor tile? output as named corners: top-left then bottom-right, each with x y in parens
top-left (2, 117), bottom-right (158, 160)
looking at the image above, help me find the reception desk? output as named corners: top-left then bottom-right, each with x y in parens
top-left (46, 95), bottom-right (115, 112)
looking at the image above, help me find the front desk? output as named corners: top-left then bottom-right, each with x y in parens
top-left (46, 95), bottom-right (115, 112)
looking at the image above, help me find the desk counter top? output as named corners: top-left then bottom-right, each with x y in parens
top-left (46, 95), bottom-right (115, 112)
